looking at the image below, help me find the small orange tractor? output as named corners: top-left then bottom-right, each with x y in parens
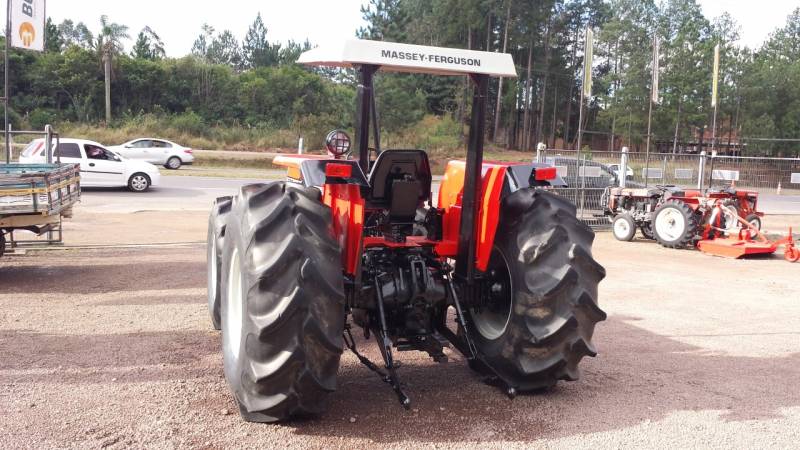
top-left (206, 40), bottom-right (605, 422)
top-left (603, 185), bottom-right (797, 261)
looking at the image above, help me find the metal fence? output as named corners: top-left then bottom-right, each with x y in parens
top-left (537, 148), bottom-right (800, 228)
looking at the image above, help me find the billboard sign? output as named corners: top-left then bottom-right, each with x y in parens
top-left (9, 0), bottom-right (46, 52)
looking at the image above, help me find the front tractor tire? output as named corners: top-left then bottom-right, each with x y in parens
top-left (207, 196), bottom-right (232, 330)
top-left (220, 182), bottom-right (345, 422)
top-left (612, 213), bottom-right (636, 241)
top-left (465, 189), bottom-right (607, 391)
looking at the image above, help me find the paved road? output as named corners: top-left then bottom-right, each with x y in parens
top-left (77, 175), bottom-right (273, 213)
top-left (78, 174), bottom-right (800, 215)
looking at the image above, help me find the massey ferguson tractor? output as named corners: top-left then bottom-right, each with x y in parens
top-left (206, 40), bottom-right (606, 422)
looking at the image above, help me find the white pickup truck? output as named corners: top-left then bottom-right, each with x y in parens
top-left (0, 163), bottom-right (81, 257)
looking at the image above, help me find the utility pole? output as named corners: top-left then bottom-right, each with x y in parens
top-left (710, 43), bottom-right (720, 155)
top-left (103, 46), bottom-right (111, 124)
top-left (575, 27), bottom-right (593, 153)
top-left (4, 0), bottom-right (10, 163)
top-left (644, 36), bottom-right (659, 188)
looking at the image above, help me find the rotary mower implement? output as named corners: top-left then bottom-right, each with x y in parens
top-left (697, 204), bottom-right (798, 262)
top-left (206, 40), bottom-right (606, 423)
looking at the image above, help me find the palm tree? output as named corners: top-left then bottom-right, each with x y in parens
top-left (96, 15), bottom-right (129, 123)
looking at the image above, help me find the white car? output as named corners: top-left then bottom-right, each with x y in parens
top-left (19, 138), bottom-right (161, 192)
top-left (607, 163), bottom-right (634, 180)
top-left (109, 138), bottom-right (195, 170)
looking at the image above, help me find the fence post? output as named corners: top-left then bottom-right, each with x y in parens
top-left (6, 123), bottom-right (11, 162)
top-left (697, 150), bottom-right (706, 190)
top-left (579, 155), bottom-right (587, 219)
top-left (707, 150), bottom-right (717, 191)
top-left (45, 124), bottom-right (53, 164)
top-left (536, 142), bottom-right (546, 163)
top-left (297, 137), bottom-right (304, 154)
top-left (661, 156), bottom-right (668, 185)
top-left (619, 146), bottom-right (629, 188)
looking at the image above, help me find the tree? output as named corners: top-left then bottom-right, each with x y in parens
top-left (242, 13), bottom-right (281, 68)
top-left (96, 15), bottom-right (130, 123)
top-left (191, 24), bottom-right (215, 60)
top-left (358, 0), bottom-right (409, 41)
top-left (131, 26), bottom-right (166, 60)
top-left (58, 20), bottom-right (94, 50)
top-left (45, 18), bottom-right (63, 53)
top-left (208, 30), bottom-right (242, 67)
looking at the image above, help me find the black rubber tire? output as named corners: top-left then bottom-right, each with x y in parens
top-left (127, 173), bottom-right (151, 192)
top-left (640, 222), bottom-right (655, 240)
top-left (612, 213), bottom-right (636, 241)
top-left (165, 157), bottom-right (182, 170)
top-left (220, 181), bottom-right (345, 422)
top-left (652, 200), bottom-right (698, 249)
top-left (745, 214), bottom-right (762, 231)
top-left (207, 196), bottom-right (232, 330)
top-left (464, 189), bottom-right (606, 391)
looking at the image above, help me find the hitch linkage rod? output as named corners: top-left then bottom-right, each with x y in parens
top-left (442, 265), bottom-right (517, 399)
top-left (372, 272), bottom-right (411, 408)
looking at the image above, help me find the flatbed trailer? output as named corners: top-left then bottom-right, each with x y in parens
top-left (0, 163), bottom-right (81, 257)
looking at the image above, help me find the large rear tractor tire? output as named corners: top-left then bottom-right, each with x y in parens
top-left (464, 189), bottom-right (606, 391)
top-left (653, 200), bottom-right (698, 249)
top-left (207, 196), bottom-right (233, 330)
top-left (220, 182), bottom-right (345, 422)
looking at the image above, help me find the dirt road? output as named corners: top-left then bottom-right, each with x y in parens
top-left (1, 212), bottom-right (799, 448)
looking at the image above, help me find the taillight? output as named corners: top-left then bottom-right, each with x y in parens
top-left (183, 149), bottom-right (193, 154)
top-left (534, 167), bottom-right (557, 181)
top-left (325, 163), bottom-right (352, 178)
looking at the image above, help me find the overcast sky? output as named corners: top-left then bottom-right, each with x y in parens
top-left (7, 0), bottom-right (800, 56)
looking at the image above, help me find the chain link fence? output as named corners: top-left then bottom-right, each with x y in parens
top-left (537, 148), bottom-right (800, 228)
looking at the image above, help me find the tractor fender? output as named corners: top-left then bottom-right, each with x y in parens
top-left (439, 161), bottom-right (560, 272)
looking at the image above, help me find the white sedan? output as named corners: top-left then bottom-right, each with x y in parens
top-left (109, 138), bottom-right (195, 170)
top-left (19, 138), bottom-right (161, 192)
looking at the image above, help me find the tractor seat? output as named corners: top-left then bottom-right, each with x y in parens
top-left (367, 149), bottom-right (432, 221)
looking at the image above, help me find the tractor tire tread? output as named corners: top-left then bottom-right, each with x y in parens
top-left (467, 189), bottom-right (606, 391)
top-left (223, 181), bottom-right (344, 423)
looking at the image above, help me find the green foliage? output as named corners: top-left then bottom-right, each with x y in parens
top-left (131, 27), bottom-right (166, 60)
top-left (6, 6), bottom-right (800, 156)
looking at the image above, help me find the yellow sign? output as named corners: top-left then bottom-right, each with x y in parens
top-left (583, 28), bottom-right (594, 99)
top-left (711, 44), bottom-right (720, 108)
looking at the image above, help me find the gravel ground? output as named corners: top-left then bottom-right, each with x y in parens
top-left (1, 211), bottom-right (799, 449)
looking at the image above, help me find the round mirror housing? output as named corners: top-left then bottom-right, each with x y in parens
top-left (325, 130), bottom-right (351, 159)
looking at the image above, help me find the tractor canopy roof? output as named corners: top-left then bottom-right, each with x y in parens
top-left (297, 39), bottom-right (517, 78)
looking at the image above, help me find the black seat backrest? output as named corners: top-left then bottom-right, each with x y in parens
top-left (367, 150), bottom-right (432, 212)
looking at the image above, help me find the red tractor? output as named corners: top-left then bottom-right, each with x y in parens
top-left (603, 185), bottom-right (763, 247)
top-left (206, 40), bottom-right (605, 422)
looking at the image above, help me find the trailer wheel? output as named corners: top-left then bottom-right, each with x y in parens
top-left (207, 196), bottom-right (233, 330)
top-left (612, 214), bottom-right (636, 241)
top-left (745, 214), bottom-right (762, 231)
top-left (220, 181), bottom-right (345, 422)
top-left (464, 189), bottom-right (606, 391)
top-left (653, 200), bottom-right (698, 249)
